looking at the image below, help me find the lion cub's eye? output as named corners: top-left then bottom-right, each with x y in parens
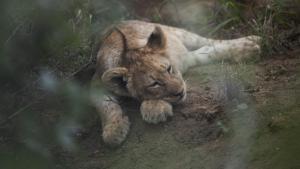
top-left (148, 81), bottom-right (160, 88)
top-left (167, 65), bottom-right (173, 74)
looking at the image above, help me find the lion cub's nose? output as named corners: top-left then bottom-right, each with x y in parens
top-left (173, 90), bottom-right (184, 97)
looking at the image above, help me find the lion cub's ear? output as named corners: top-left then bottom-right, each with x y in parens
top-left (101, 67), bottom-right (129, 96)
top-left (147, 26), bottom-right (166, 50)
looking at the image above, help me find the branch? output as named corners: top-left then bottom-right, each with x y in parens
top-left (0, 101), bottom-right (37, 126)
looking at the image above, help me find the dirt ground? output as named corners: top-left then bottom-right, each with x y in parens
top-left (12, 51), bottom-right (300, 169)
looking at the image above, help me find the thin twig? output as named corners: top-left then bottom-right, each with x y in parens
top-left (4, 22), bottom-right (23, 46)
top-left (68, 44), bottom-right (95, 78)
top-left (0, 101), bottom-right (37, 126)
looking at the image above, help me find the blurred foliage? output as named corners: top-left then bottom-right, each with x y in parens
top-left (0, 0), bottom-right (131, 88)
top-left (0, 0), bottom-right (129, 168)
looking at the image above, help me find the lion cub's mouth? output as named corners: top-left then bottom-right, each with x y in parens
top-left (164, 90), bottom-right (186, 104)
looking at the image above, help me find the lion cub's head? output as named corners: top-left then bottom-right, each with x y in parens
top-left (101, 26), bottom-right (186, 103)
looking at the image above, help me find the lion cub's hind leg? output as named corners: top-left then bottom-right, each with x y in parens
top-left (181, 35), bottom-right (261, 72)
top-left (140, 100), bottom-right (173, 124)
top-left (93, 96), bottom-right (130, 146)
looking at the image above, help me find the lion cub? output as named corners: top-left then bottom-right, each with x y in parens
top-left (90, 20), bottom-right (261, 145)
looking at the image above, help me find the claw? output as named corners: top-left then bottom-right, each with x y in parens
top-left (140, 100), bottom-right (173, 124)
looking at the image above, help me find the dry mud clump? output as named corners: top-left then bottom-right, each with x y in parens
top-left (167, 86), bottom-right (224, 145)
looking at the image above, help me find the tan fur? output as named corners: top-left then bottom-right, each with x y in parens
top-left (91, 20), bottom-right (261, 146)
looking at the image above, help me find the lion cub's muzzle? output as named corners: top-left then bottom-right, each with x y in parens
top-left (164, 88), bottom-right (187, 104)
top-left (173, 89), bottom-right (185, 99)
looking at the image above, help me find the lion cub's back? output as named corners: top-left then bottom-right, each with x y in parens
top-left (96, 20), bottom-right (186, 74)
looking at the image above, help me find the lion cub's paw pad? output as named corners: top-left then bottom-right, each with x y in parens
top-left (102, 115), bottom-right (130, 146)
top-left (140, 100), bottom-right (173, 124)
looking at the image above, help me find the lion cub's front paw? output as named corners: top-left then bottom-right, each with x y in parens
top-left (102, 115), bottom-right (130, 146)
top-left (140, 100), bottom-right (173, 124)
